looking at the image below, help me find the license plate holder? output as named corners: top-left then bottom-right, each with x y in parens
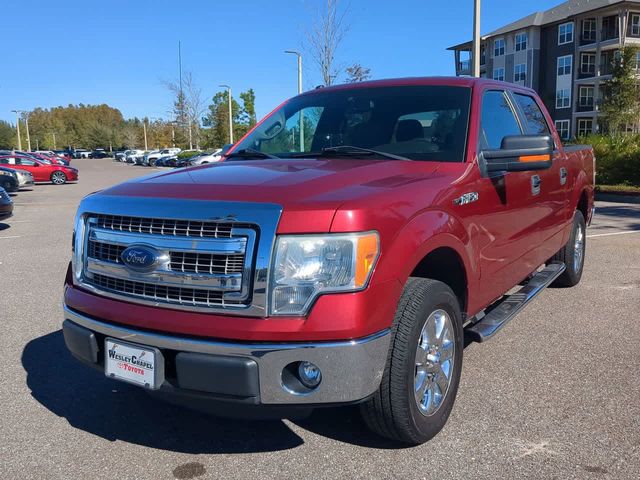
top-left (104, 338), bottom-right (164, 389)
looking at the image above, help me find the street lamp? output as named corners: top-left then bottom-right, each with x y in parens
top-left (285, 50), bottom-right (304, 151)
top-left (472, 0), bottom-right (481, 77)
top-left (11, 110), bottom-right (23, 151)
top-left (219, 84), bottom-right (233, 144)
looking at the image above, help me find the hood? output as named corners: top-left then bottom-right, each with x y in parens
top-left (99, 158), bottom-right (445, 232)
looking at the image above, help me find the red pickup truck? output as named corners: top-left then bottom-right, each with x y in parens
top-left (63, 77), bottom-right (594, 444)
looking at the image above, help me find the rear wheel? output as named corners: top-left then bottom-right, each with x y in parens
top-left (360, 278), bottom-right (464, 444)
top-left (51, 171), bottom-right (67, 185)
top-left (550, 210), bottom-right (586, 287)
top-left (1, 178), bottom-right (15, 192)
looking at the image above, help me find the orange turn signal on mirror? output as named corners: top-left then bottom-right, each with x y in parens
top-left (519, 154), bottom-right (551, 162)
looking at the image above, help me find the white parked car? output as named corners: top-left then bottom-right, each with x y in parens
top-left (188, 149), bottom-right (223, 166)
top-left (12, 168), bottom-right (35, 186)
top-left (145, 148), bottom-right (182, 166)
top-left (125, 150), bottom-right (145, 164)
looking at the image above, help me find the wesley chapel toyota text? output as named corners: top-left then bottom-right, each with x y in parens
top-left (62, 77), bottom-right (594, 444)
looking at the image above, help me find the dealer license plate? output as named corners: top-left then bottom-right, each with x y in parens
top-left (104, 338), bottom-right (163, 389)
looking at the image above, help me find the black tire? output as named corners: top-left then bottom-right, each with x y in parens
top-left (51, 171), bottom-right (67, 185)
top-left (1, 179), bottom-right (15, 192)
top-left (550, 210), bottom-right (586, 287)
top-left (360, 278), bottom-right (464, 444)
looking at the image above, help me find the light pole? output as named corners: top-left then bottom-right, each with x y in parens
top-left (219, 84), bottom-right (233, 144)
top-left (52, 132), bottom-right (56, 149)
top-left (472, 0), bottom-right (481, 77)
top-left (24, 113), bottom-right (31, 151)
top-left (11, 110), bottom-right (22, 151)
top-left (285, 50), bottom-right (304, 151)
top-left (143, 119), bottom-right (148, 151)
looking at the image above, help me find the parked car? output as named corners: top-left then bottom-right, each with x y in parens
top-left (186, 149), bottom-right (223, 166)
top-left (125, 150), bottom-right (145, 164)
top-left (114, 150), bottom-right (129, 162)
top-left (53, 150), bottom-right (72, 161)
top-left (91, 149), bottom-right (110, 159)
top-left (26, 151), bottom-right (69, 166)
top-left (0, 154), bottom-right (78, 184)
top-left (154, 155), bottom-right (178, 167)
top-left (10, 168), bottom-right (35, 187)
top-left (145, 148), bottom-right (182, 166)
top-left (0, 187), bottom-right (13, 221)
top-left (0, 167), bottom-right (19, 192)
top-left (62, 77), bottom-right (595, 445)
top-left (73, 149), bottom-right (91, 159)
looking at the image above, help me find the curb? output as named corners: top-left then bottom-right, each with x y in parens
top-left (596, 193), bottom-right (640, 204)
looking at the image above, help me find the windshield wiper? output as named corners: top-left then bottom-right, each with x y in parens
top-left (291, 145), bottom-right (410, 161)
top-left (225, 148), bottom-right (280, 160)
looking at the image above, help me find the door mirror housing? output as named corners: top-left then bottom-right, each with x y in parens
top-left (483, 135), bottom-right (553, 172)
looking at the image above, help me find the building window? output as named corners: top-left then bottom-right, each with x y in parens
top-left (555, 120), bottom-right (570, 140)
top-left (579, 86), bottom-right (594, 108)
top-left (577, 118), bottom-right (593, 136)
top-left (582, 18), bottom-right (596, 41)
top-left (559, 22), bottom-right (574, 44)
top-left (632, 14), bottom-right (640, 36)
top-left (581, 53), bottom-right (596, 75)
top-left (515, 32), bottom-right (528, 51)
top-left (635, 52), bottom-right (640, 70)
top-left (556, 89), bottom-right (571, 109)
top-left (514, 63), bottom-right (527, 82)
top-left (493, 67), bottom-right (505, 81)
top-left (557, 55), bottom-right (573, 76)
top-left (494, 38), bottom-right (505, 56)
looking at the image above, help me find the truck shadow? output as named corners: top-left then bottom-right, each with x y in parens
top-left (22, 330), bottom-right (406, 452)
top-left (22, 330), bottom-right (304, 454)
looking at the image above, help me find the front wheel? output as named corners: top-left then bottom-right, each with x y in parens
top-left (51, 171), bottom-right (67, 185)
top-left (550, 210), bottom-right (586, 287)
top-left (361, 278), bottom-right (464, 444)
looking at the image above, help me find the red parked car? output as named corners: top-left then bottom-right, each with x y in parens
top-left (62, 77), bottom-right (594, 444)
top-left (0, 154), bottom-right (78, 184)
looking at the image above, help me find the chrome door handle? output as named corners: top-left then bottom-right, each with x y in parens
top-left (560, 167), bottom-right (568, 185)
top-left (531, 175), bottom-right (541, 195)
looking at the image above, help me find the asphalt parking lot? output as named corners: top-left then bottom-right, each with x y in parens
top-left (1, 158), bottom-right (639, 480)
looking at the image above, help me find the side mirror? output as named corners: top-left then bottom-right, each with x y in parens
top-left (483, 135), bottom-right (553, 172)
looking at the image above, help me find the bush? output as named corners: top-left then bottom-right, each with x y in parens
top-left (579, 134), bottom-right (640, 186)
top-left (176, 150), bottom-right (201, 159)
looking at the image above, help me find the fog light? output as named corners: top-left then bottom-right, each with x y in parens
top-left (298, 361), bottom-right (322, 388)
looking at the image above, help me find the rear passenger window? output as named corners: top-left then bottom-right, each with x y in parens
top-left (480, 91), bottom-right (522, 149)
top-left (513, 93), bottom-right (550, 135)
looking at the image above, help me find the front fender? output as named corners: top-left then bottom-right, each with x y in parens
top-left (373, 209), bottom-right (477, 291)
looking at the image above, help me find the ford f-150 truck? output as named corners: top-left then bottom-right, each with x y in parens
top-left (62, 77), bottom-right (595, 444)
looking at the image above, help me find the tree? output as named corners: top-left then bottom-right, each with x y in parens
top-left (164, 71), bottom-right (206, 149)
top-left (202, 89), bottom-right (258, 148)
top-left (600, 46), bottom-right (640, 134)
top-left (0, 120), bottom-right (16, 149)
top-left (345, 63), bottom-right (371, 82)
top-left (306, 0), bottom-right (350, 86)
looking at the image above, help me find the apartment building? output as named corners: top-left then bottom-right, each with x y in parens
top-left (449, 0), bottom-right (640, 138)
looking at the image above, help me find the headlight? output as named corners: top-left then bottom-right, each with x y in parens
top-left (269, 232), bottom-right (379, 316)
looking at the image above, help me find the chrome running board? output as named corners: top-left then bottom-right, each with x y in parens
top-left (467, 262), bottom-right (566, 343)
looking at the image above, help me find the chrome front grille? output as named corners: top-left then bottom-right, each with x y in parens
top-left (81, 213), bottom-right (257, 312)
top-left (96, 214), bottom-right (241, 238)
top-left (72, 196), bottom-right (283, 317)
top-left (88, 239), bottom-right (244, 276)
top-left (90, 273), bottom-right (243, 308)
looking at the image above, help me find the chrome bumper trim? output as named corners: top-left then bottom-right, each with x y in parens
top-left (63, 305), bottom-right (391, 404)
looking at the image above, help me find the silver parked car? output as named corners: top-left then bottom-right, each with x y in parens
top-left (12, 168), bottom-right (35, 187)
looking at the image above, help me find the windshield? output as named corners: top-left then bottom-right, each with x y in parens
top-left (233, 85), bottom-right (471, 162)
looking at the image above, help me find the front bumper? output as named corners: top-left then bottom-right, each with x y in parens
top-left (62, 304), bottom-right (390, 406)
top-left (0, 203), bottom-right (13, 220)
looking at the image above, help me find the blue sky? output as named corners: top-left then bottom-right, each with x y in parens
top-left (2, 0), bottom-right (561, 124)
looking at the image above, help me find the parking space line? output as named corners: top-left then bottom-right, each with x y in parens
top-left (587, 230), bottom-right (640, 238)
top-left (0, 235), bottom-right (22, 240)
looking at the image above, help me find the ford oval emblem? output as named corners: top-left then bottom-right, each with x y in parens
top-left (121, 245), bottom-right (160, 272)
